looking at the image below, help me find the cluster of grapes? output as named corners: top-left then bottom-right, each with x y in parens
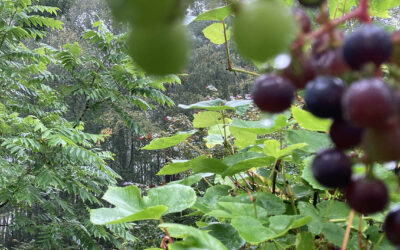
top-left (107, 0), bottom-right (190, 75)
top-left (251, 0), bottom-right (400, 246)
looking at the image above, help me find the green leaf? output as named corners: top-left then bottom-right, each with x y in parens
top-left (231, 216), bottom-right (275, 244)
top-left (179, 99), bottom-right (233, 111)
top-left (296, 232), bottom-right (315, 250)
top-left (291, 106), bottom-right (332, 132)
top-left (202, 223), bottom-right (245, 250)
top-left (263, 140), bottom-right (307, 159)
top-left (202, 22), bottom-right (231, 45)
top-left (322, 222), bottom-right (346, 247)
top-left (142, 131), bottom-right (195, 150)
top-left (221, 152), bottom-right (272, 176)
top-left (191, 158), bottom-right (229, 175)
top-left (286, 130), bottom-right (332, 153)
top-left (194, 5), bottom-right (232, 21)
top-left (369, 0), bottom-right (400, 18)
top-left (90, 185), bottom-right (196, 224)
top-left (301, 156), bottom-right (327, 190)
top-left (298, 202), bottom-right (323, 235)
top-left (229, 127), bottom-right (257, 149)
top-left (90, 206), bottom-right (168, 225)
top-left (144, 184), bottom-right (196, 214)
top-left (169, 173), bottom-right (213, 186)
top-left (263, 140), bottom-right (281, 158)
top-left (230, 114), bottom-right (287, 134)
top-left (193, 185), bottom-right (231, 213)
top-left (255, 193), bottom-right (286, 216)
top-left (193, 111), bottom-right (223, 128)
top-left (159, 223), bottom-right (227, 250)
top-left (157, 156), bottom-right (207, 175)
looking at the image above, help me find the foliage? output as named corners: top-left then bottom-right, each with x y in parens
top-left (91, 0), bottom-right (400, 249)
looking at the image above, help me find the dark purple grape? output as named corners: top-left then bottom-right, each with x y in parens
top-left (252, 75), bottom-right (295, 113)
top-left (312, 48), bottom-right (349, 76)
top-left (312, 30), bottom-right (344, 56)
top-left (298, 0), bottom-right (326, 8)
top-left (304, 76), bottom-right (345, 119)
top-left (293, 8), bottom-right (311, 33)
top-left (342, 25), bottom-right (392, 70)
top-left (346, 178), bottom-right (388, 214)
top-left (342, 78), bottom-right (395, 127)
top-left (283, 54), bottom-right (316, 89)
top-left (384, 206), bottom-right (400, 245)
top-left (283, 54), bottom-right (315, 89)
top-left (363, 118), bottom-right (400, 162)
top-left (390, 31), bottom-right (400, 67)
top-left (312, 149), bottom-right (352, 188)
top-left (330, 119), bottom-right (363, 150)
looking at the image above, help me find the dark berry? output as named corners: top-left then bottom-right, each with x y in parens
top-left (298, 0), bottom-right (326, 8)
top-left (330, 119), bottom-right (363, 150)
top-left (293, 8), bottom-right (311, 33)
top-left (390, 31), bottom-right (400, 67)
top-left (304, 76), bottom-right (345, 119)
top-left (384, 206), bottom-right (400, 245)
top-left (342, 78), bottom-right (395, 127)
top-left (252, 75), bottom-right (295, 113)
top-left (312, 149), bottom-right (352, 188)
top-left (346, 178), bottom-right (388, 214)
top-left (283, 54), bottom-right (316, 89)
top-left (312, 30), bottom-right (344, 56)
top-left (342, 25), bottom-right (392, 70)
top-left (312, 48), bottom-right (349, 76)
top-left (363, 118), bottom-right (400, 162)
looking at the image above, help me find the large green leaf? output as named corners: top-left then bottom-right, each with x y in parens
top-left (191, 158), bottom-right (229, 175)
top-left (231, 216), bottom-right (275, 244)
top-left (291, 106), bottom-right (331, 132)
top-left (157, 156), bottom-right (207, 175)
top-left (231, 215), bottom-right (311, 244)
top-left (179, 99), bottom-right (234, 111)
top-left (263, 139), bottom-right (307, 160)
top-left (90, 185), bottom-right (196, 224)
top-left (142, 131), bottom-right (195, 150)
top-left (193, 111), bottom-right (223, 128)
top-left (202, 223), bottom-right (245, 250)
top-left (202, 22), bottom-right (231, 45)
top-left (229, 126), bottom-right (257, 149)
top-left (296, 232), bottom-right (315, 250)
top-left (144, 184), bottom-right (197, 214)
top-left (221, 152), bottom-right (272, 176)
top-left (193, 185), bottom-right (231, 213)
top-left (297, 202), bottom-right (323, 235)
top-left (286, 129), bottom-right (332, 153)
top-left (194, 5), bottom-right (232, 21)
top-left (230, 114), bottom-right (287, 134)
top-left (369, 0), bottom-right (400, 18)
top-left (159, 223), bottom-right (227, 250)
top-left (179, 99), bottom-right (251, 112)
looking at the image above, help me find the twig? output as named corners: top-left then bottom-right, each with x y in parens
top-left (292, 0), bottom-right (371, 50)
top-left (358, 214), bottom-right (363, 249)
top-left (341, 210), bottom-right (355, 250)
top-left (272, 159), bottom-right (282, 194)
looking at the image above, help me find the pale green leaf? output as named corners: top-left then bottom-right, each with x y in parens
top-left (292, 106), bottom-right (332, 132)
top-left (142, 131), bottom-right (195, 150)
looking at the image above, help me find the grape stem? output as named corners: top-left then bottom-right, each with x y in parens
top-left (292, 0), bottom-right (370, 50)
top-left (341, 209), bottom-right (355, 250)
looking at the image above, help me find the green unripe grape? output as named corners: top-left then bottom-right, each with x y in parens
top-left (233, 0), bottom-right (297, 62)
top-left (128, 24), bottom-right (190, 75)
top-left (107, 0), bottom-right (182, 25)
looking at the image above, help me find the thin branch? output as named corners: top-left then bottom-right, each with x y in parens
top-left (272, 159), bottom-right (282, 194)
top-left (341, 210), bottom-right (355, 250)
